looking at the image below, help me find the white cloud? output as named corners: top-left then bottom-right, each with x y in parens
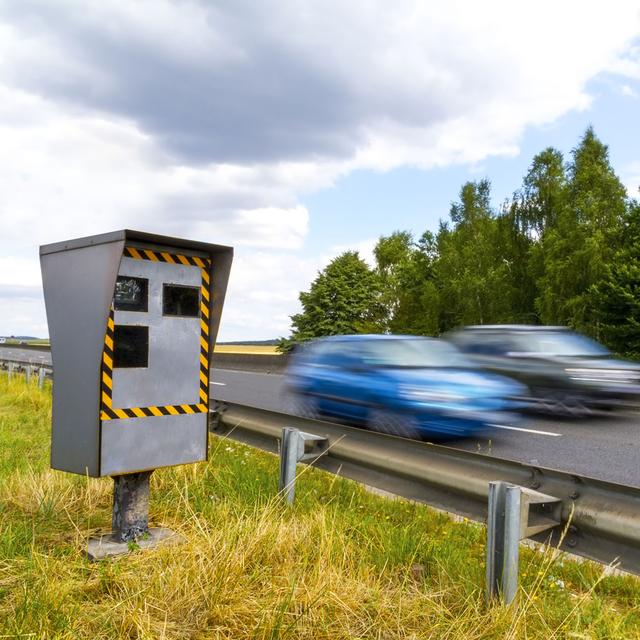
top-left (2, 1), bottom-right (639, 168)
top-left (621, 84), bottom-right (638, 97)
top-left (0, 87), bottom-right (310, 251)
top-left (609, 45), bottom-right (640, 80)
top-left (221, 249), bottom-right (319, 338)
top-left (0, 256), bottom-right (41, 286)
top-left (0, 1), bottom-right (639, 339)
top-left (0, 89), bottom-right (313, 338)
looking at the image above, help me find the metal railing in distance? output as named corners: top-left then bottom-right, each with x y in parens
top-left (0, 358), bottom-right (53, 384)
top-left (212, 401), bottom-right (640, 576)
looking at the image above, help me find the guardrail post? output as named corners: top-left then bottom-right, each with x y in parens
top-left (486, 481), bottom-right (562, 605)
top-left (278, 427), bottom-right (328, 504)
top-left (8, 362), bottom-right (14, 380)
top-left (25, 366), bottom-right (31, 384)
top-left (502, 485), bottom-right (522, 603)
top-left (486, 481), bottom-right (508, 602)
top-left (279, 428), bottom-right (299, 504)
top-left (38, 367), bottom-right (46, 389)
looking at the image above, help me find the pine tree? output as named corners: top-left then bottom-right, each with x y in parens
top-left (536, 127), bottom-right (627, 336)
top-left (591, 201), bottom-right (640, 356)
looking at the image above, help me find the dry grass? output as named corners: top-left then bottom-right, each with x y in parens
top-left (1, 374), bottom-right (639, 638)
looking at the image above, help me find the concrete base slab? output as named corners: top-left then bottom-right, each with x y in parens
top-left (87, 527), bottom-right (184, 561)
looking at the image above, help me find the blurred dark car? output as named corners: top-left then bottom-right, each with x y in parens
top-left (446, 325), bottom-right (640, 414)
top-left (285, 334), bottom-right (525, 439)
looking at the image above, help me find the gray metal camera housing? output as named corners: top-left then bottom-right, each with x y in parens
top-left (40, 230), bottom-right (233, 477)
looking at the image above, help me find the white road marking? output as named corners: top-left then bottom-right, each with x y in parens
top-left (211, 381), bottom-right (227, 386)
top-left (489, 423), bottom-right (562, 437)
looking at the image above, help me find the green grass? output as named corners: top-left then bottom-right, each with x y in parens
top-left (1, 374), bottom-right (640, 638)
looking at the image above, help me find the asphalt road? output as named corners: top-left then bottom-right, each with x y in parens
top-left (0, 347), bottom-right (52, 366)
top-left (5, 347), bottom-right (639, 488)
top-left (209, 368), bottom-right (640, 489)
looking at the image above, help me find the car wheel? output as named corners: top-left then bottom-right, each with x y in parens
top-left (367, 408), bottom-right (421, 440)
top-left (533, 389), bottom-right (593, 417)
top-left (560, 395), bottom-right (593, 417)
top-left (288, 394), bottom-right (321, 420)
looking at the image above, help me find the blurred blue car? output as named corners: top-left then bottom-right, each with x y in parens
top-left (285, 334), bottom-right (525, 439)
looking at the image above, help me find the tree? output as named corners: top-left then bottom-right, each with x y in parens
top-left (515, 147), bottom-right (567, 238)
top-left (282, 251), bottom-right (383, 348)
top-left (374, 230), bottom-right (415, 331)
top-left (591, 201), bottom-right (640, 356)
top-left (536, 127), bottom-right (628, 336)
top-left (435, 180), bottom-right (513, 328)
top-left (283, 128), bottom-right (636, 354)
top-left (493, 203), bottom-right (538, 323)
top-left (493, 148), bottom-right (568, 325)
top-left (373, 231), bottom-right (441, 335)
top-left (395, 231), bottom-right (442, 335)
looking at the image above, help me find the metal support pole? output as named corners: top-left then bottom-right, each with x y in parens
top-left (503, 486), bottom-right (522, 603)
top-left (486, 482), bottom-right (522, 605)
top-left (486, 481), bottom-right (562, 605)
top-left (38, 367), bottom-right (46, 389)
top-left (486, 481), bottom-right (508, 602)
top-left (111, 471), bottom-right (153, 542)
top-left (279, 427), bottom-right (299, 504)
top-left (278, 427), bottom-right (328, 504)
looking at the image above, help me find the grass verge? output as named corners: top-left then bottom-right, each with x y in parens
top-left (1, 373), bottom-right (639, 638)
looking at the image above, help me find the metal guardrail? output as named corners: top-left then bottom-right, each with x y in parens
top-left (212, 401), bottom-right (640, 575)
top-left (0, 358), bottom-right (53, 374)
top-left (4, 352), bottom-right (639, 575)
top-left (0, 360), bottom-right (52, 387)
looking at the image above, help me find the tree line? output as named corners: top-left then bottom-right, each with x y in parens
top-left (280, 128), bottom-right (640, 357)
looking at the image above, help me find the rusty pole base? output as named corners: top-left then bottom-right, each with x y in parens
top-left (87, 526), bottom-right (184, 561)
top-left (86, 470), bottom-right (184, 561)
top-left (111, 471), bottom-right (152, 542)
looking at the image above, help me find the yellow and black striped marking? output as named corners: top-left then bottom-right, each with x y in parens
top-left (100, 247), bottom-right (212, 421)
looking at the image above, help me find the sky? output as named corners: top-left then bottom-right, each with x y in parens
top-left (0, 1), bottom-right (639, 341)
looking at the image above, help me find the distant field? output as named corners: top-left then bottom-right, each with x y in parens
top-left (214, 344), bottom-right (279, 355)
top-left (1, 341), bottom-right (280, 354)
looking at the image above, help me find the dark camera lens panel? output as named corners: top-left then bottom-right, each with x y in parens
top-left (163, 285), bottom-right (200, 317)
top-left (114, 276), bottom-right (148, 312)
top-left (113, 325), bottom-right (149, 368)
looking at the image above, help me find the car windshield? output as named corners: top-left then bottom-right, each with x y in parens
top-left (516, 331), bottom-right (610, 357)
top-left (362, 338), bottom-right (473, 368)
